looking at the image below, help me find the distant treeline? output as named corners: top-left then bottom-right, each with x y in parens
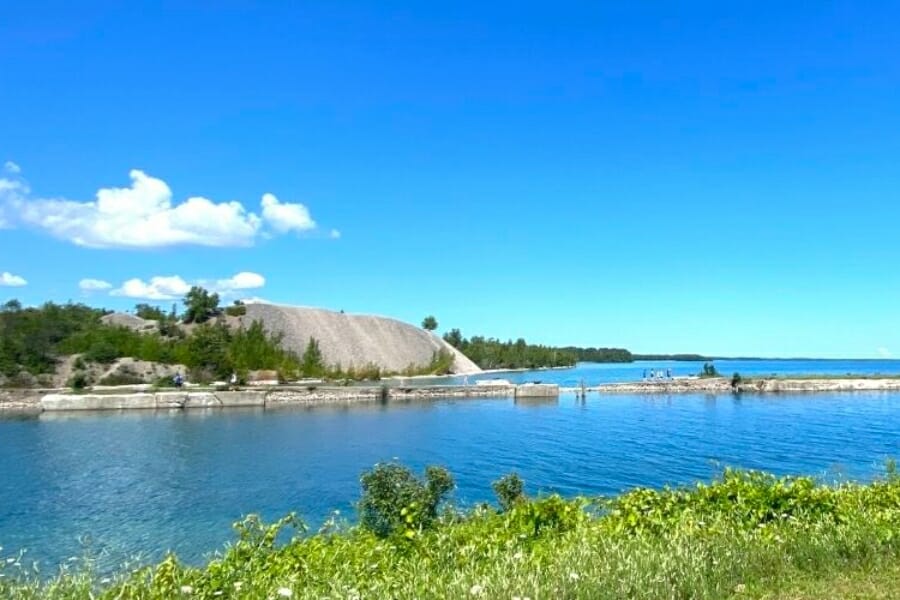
top-left (443, 330), bottom-right (632, 369)
top-left (632, 353), bottom-right (710, 361)
top-left (443, 328), bottom-right (709, 369)
top-left (443, 330), bottom-right (577, 370)
top-left (564, 347), bottom-right (633, 363)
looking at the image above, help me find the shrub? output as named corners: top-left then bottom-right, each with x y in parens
top-left (135, 303), bottom-right (167, 321)
top-left (83, 342), bottom-right (120, 364)
top-left (224, 301), bottom-right (247, 317)
top-left (731, 372), bottom-right (743, 387)
top-left (67, 372), bottom-right (90, 390)
top-left (699, 362), bottom-right (720, 377)
top-left (358, 463), bottom-right (455, 538)
top-left (493, 473), bottom-right (526, 511)
top-left (421, 315), bottom-right (438, 331)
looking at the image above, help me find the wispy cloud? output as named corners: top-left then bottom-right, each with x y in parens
top-left (877, 347), bottom-right (892, 359)
top-left (0, 272), bottom-right (27, 287)
top-left (3, 161), bottom-right (21, 174)
top-left (78, 278), bottom-right (113, 291)
top-left (1, 168), bottom-right (329, 249)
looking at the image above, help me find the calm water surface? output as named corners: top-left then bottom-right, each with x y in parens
top-left (1, 388), bottom-right (899, 569)
top-left (429, 358), bottom-right (900, 387)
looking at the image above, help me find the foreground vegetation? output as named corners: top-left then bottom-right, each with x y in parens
top-left (2, 464), bottom-right (899, 599)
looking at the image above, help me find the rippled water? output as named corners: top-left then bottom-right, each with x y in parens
top-left (1, 391), bottom-right (899, 569)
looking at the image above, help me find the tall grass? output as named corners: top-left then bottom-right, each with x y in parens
top-left (2, 468), bottom-right (899, 599)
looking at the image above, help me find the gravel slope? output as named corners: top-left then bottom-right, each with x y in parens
top-left (240, 304), bottom-right (481, 375)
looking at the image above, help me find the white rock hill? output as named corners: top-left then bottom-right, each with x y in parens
top-left (238, 303), bottom-right (481, 375)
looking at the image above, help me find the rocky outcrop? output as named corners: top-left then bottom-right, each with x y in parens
top-left (238, 304), bottom-right (481, 375)
top-left (100, 313), bottom-right (158, 332)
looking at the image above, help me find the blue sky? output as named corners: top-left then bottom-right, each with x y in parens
top-left (1, 1), bottom-right (899, 358)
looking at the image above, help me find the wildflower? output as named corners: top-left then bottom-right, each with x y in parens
top-left (569, 572), bottom-right (580, 581)
top-left (277, 587), bottom-right (293, 597)
top-left (512, 551), bottom-right (524, 560)
top-left (470, 583), bottom-right (484, 595)
top-left (214, 591), bottom-right (223, 596)
top-left (180, 585), bottom-right (193, 594)
top-left (234, 582), bottom-right (244, 590)
top-left (734, 583), bottom-right (746, 594)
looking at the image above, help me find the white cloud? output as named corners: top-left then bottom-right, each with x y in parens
top-left (0, 178), bottom-right (27, 194)
top-left (212, 271), bottom-right (266, 291)
top-left (3, 169), bottom-right (326, 249)
top-left (261, 193), bottom-right (316, 234)
top-left (111, 275), bottom-right (191, 300)
top-left (241, 297), bottom-right (271, 304)
top-left (79, 278), bottom-right (113, 291)
top-left (109, 271), bottom-right (266, 300)
top-left (0, 272), bottom-right (27, 287)
top-left (3, 161), bottom-right (21, 174)
top-left (330, 228), bottom-right (341, 239)
top-left (877, 347), bottom-right (892, 359)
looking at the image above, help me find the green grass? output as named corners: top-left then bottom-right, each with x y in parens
top-left (2, 468), bottom-right (900, 599)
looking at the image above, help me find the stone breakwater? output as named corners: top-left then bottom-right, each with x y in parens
top-left (0, 385), bottom-right (521, 413)
top-left (583, 377), bottom-right (900, 394)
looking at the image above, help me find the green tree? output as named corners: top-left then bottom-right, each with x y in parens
top-left (443, 328), bottom-right (463, 348)
top-left (134, 303), bottom-right (167, 321)
top-left (301, 337), bottom-right (325, 378)
top-left (182, 286), bottom-right (220, 324)
top-left (421, 315), bottom-right (438, 331)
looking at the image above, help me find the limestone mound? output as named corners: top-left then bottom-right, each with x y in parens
top-left (101, 312), bottom-right (158, 332)
top-left (238, 304), bottom-right (481, 375)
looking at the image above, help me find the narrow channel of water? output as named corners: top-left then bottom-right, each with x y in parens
top-left (1, 390), bottom-right (898, 569)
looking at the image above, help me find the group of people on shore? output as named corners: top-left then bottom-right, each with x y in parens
top-left (643, 368), bottom-right (673, 381)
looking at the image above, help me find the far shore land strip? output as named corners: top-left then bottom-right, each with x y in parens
top-left (4, 375), bottom-right (900, 413)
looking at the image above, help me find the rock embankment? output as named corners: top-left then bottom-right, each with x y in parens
top-left (591, 377), bottom-right (900, 394)
top-left (239, 303), bottom-right (481, 375)
top-left (31, 385), bottom-right (517, 412)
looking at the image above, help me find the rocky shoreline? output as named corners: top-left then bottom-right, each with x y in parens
top-left (583, 377), bottom-right (900, 394)
top-left (3, 378), bottom-right (900, 414)
top-left (0, 384), bottom-right (521, 413)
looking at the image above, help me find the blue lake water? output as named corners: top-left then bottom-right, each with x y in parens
top-left (1, 384), bottom-right (899, 570)
top-left (426, 358), bottom-right (900, 387)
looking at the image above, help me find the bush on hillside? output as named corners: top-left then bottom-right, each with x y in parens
top-left (67, 372), bottom-right (91, 390)
top-left (83, 342), bottom-right (120, 364)
top-left (224, 301), bottom-right (247, 317)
